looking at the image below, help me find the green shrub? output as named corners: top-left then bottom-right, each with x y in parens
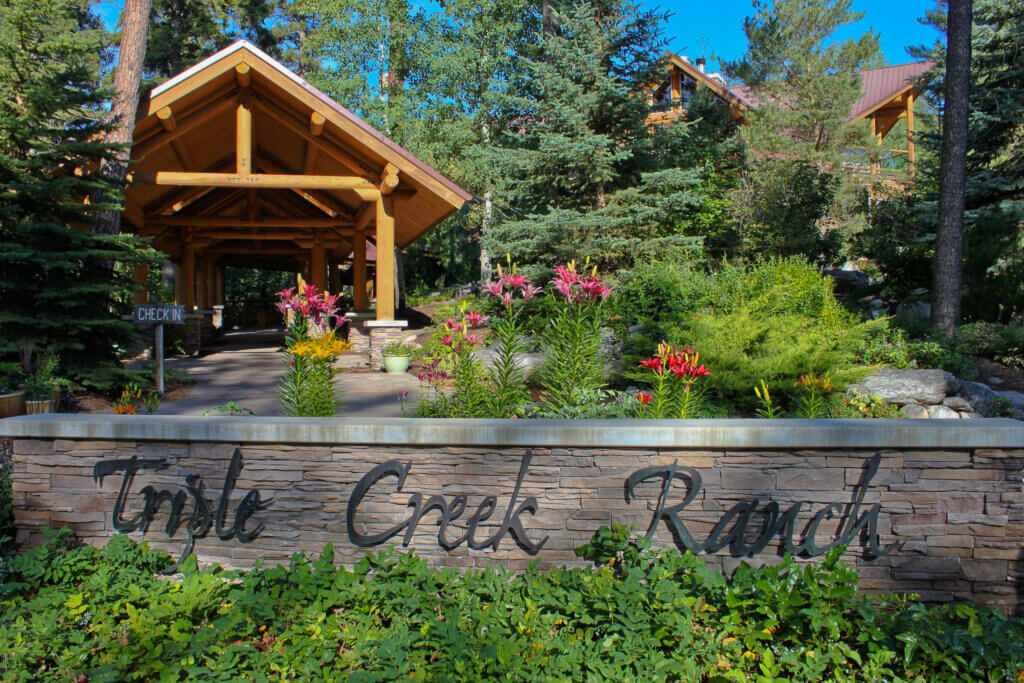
top-left (1, 531), bottom-right (1021, 680)
top-left (665, 305), bottom-right (875, 410)
top-left (616, 258), bottom-right (877, 410)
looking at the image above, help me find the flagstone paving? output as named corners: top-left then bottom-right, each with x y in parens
top-left (156, 330), bottom-right (419, 417)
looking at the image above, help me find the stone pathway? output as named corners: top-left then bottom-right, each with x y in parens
top-left (157, 330), bottom-right (419, 417)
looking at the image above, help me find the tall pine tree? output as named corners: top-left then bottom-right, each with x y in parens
top-left (909, 0), bottom-right (1024, 321)
top-left (0, 0), bottom-right (148, 390)
top-left (726, 0), bottom-right (884, 262)
top-left (486, 0), bottom-right (703, 275)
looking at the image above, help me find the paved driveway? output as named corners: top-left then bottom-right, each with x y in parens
top-left (157, 330), bottom-right (419, 417)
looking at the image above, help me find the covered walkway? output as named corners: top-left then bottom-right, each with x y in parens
top-left (124, 40), bottom-right (470, 359)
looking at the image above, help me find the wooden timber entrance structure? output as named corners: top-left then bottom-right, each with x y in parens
top-left (124, 41), bottom-right (470, 356)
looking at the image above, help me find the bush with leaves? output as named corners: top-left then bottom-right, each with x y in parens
top-left (1, 529), bottom-right (1022, 680)
top-left (617, 258), bottom-right (879, 411)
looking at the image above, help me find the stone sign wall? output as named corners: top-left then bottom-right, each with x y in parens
top-left (2, 416), bottom-right (1023, 613)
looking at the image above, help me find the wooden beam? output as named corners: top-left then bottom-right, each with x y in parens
top-left (254, 149), bottom-right (355, 217)
top-left (133, 95), bottom-right (236, 160)
top-left (157, 107), bottom-right (175, 131)
top-left (191, 230), bottom-right (350, 240)
top-left (310, 111), bottom-right (326, 136)
top-left (379, 162), bottom-right (399, 195)
top-left (353, 228), bottom-right (368, 312)
top-left (155, 216), bottom-right (353, 228)
top-left (354, 203), bottom-right (375, 232)
top-left (123, 199), bottom-right (146, 229)
top-left (235, 63), bottom-right (251, 88)
top-left (236, 103), bottom-right (253, 175)
top-left (204, 247), bottom-right (310, 256)
top-left (303, 141), bottom-right (320, 174)
top-left (141, 155), bottom-right (236, 216)
top-left (170, 139), bottom-right (195, 170)
top-left (248, 94), bottom-right (376, 178)
top-left (188, 189), bottom-right (248, 218)
top-left (258, 189), bottom-right (329, 220)
top-left (375, 195), bottom-right (395, 321)
top-left (130, 171), bottom-right (380, 193)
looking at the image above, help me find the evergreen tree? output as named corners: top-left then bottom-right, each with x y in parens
top-left (144, 0), bottom-right (278, 83)
top-left (726, 0), bottom-right (884, 262)
top-left (906, 0), bottom-right (1024, 322)
top-left (408, 0), bottom-right (538, 286)
top-left (486, 0), bottom-right (704, 275)
top-left (0, 0), bottom-right (148, 390)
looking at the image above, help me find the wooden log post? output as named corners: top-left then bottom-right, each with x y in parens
top-left (311, 242), bottom-right (327, 293)
top-left (196, 255), bottom-right (211, 310)
top-left (236, 102), bottom-right (253, 176)
top-left (214, 264), bottom-right (225, 306)
top-left (906, 92), bottom-right (916, 178)
top-left (374, 196), bottom-right (395, 321)
top-left (353, 229), bottom-right (368, 312)
top-left (180, 242), bottom-right (196, 311)
top-left (133, 262), bottom-right (149, 305)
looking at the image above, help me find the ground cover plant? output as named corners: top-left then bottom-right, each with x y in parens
top-left (1, 529), bottom-right (1022, 681)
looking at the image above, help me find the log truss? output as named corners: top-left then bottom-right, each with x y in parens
top-left (126, 56), bottom-right (422, 321)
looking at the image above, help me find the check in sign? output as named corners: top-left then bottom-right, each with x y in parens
top-left (134, 304), bottom-right (186, 325)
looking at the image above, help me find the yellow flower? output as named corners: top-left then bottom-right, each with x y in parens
top-left (723, 637), bottom-right (737, 644)
top-left (290, 330), bottom-right (352, 360)
top-left (743, 651), bottom-right (757, 661)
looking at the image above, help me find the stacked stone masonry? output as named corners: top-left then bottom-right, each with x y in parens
top-left (9, 435), bottom-right (1024, 615)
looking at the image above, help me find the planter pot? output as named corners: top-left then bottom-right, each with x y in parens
top-left (24, 393), bottom-right (57, 415)
top-left (382, 354), bottom-right (411, 374)
top-left (0, 391), bottom-right (26, 418)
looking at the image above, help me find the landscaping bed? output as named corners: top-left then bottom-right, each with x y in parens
top-left (0, 530), bottom-right (1022, 680)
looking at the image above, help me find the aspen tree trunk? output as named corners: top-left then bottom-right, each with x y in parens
top-left (97, 0), bottom-right (154, 236)
top-left (931, 0), bottom-right (972, 335)
top-left (480, 192), bottom-right (494, 286)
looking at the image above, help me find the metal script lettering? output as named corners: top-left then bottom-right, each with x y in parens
top-left (346, 449), bottom-right (549, 553)
top-left (626, 453), bottom-right (898, 558)
top-left (93, 449), bottom-right (271, 572)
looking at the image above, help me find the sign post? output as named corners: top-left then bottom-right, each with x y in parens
top-left (130, 304), bottom-right (187, 394)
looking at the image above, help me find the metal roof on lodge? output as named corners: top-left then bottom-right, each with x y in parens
top-left (725, 60), bottom-right (934, 120)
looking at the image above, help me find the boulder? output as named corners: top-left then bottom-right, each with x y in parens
top-left (474, 347), bottom-right (545, 374)
top-left (899, 403), bottom-right (929, 419)
top-left (997, 390), bottom-right (1024, 419)
top-left (599, 328), bottom-right (621, 356)
top-left (896, 300), bottom-right (931, 323)
top-left (825, 267), bottom-right (870, 294)
top-left (942, 396), bottom-right (973, 412)
top-left (927, 405), bottom-right (960, 419)
top-left (960, 381), bottom-right (997, 414)
top-left (850, 368), bottom-right (959, 406)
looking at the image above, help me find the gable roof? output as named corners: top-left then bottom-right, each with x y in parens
top-left (850, 61), bottom-right (933, 120)
top-left (127, 40), bottom-right (471, 249)
top-left (664, 52), bottom-right (750, 110)
top-left (726, 60), bottom-right (934, 121)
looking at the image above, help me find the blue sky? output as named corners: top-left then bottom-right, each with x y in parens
top-left (97, 0), bottom-right (942, 72)
top-left (661, 0), bottom-right (941, 72)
